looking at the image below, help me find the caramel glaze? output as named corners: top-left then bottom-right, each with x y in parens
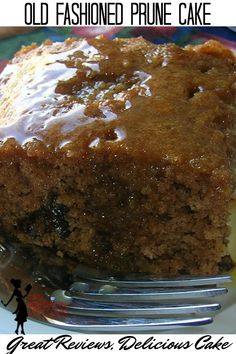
top-left (0, 36), bottom-right (236, 183)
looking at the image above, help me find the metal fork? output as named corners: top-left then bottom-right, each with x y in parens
top-left (45, 268), bottom-right (232, 333)
top-left (0, 239), bottom-right (232, 333)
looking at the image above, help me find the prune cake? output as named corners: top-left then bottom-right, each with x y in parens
top-left (0, 36), bottom-right (235, 275)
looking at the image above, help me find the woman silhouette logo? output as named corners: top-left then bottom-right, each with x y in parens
top-left (1, 279), bottom-right (32, 335)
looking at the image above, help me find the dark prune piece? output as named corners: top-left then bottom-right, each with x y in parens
top-left (50, 203), bottom-right (70, 239)
top-left (218, 255), bottom-right (234, 271)
top-left (19, 202), bottom-right (70, 239)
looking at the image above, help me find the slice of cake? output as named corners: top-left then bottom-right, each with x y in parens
top-left (0, 37), bottom-right (235, 276)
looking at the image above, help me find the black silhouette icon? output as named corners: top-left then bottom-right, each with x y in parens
top-left (1, 279), bottom-right (32, 335)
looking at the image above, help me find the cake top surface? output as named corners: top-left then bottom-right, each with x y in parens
top-left (0, 36), bottom-right (236, 174)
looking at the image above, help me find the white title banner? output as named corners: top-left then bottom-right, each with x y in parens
top-left (0, 0), bottom-right (235, 26)
top-left (0, 334), bottom-right (236, 354)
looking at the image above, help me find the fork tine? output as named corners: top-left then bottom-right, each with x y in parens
top-left (73, 265), bottom-right (232, 288)
top-left (68, 287), bottom-right (227, 303)
top-left (44, 315), bottom-right (213, 332)
top-left (56, 302), bottom-right (220, 317)
top-left (79, 275), bottom-right (232, 288)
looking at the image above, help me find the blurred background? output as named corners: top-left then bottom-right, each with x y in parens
top-left (0, 26), bottom-right (236, 72)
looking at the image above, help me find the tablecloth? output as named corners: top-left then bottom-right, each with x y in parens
top-left (0, 26), bottom-right (236, 73)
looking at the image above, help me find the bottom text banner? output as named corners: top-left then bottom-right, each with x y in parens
top-left (0, 334), bottom-right (236, 354)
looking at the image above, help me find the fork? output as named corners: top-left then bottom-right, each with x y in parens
top-left (0, 240), bottom-right (232, 333)
top-left (44, 268), bottom-right (232, 333)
